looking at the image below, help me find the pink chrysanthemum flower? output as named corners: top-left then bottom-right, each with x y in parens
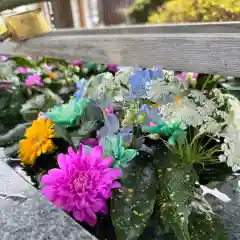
top-left (41, 144), bottom-right (121, 226)
top-left (71, 60), bottom-right (83, 67)
top-left (25, 74), bottom-right (44, 88)
top-left (19, 67), bottom-right (29, 73)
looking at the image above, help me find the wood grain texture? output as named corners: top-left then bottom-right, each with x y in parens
top-left (51, 22), bottom-right (240, 35)
top-left (0, 25), bottom-right (240, 76)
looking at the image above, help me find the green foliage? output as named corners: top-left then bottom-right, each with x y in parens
top-left (0, 123), bottom-right (31, 147)
top-left (45, 98), bottom-right (90, 128)
top-left (9, 56), bottom-right (37, 68)
top-left (37, 57), bottom-right (68, 66)
top-left (154, 145), bottom-right (227, 240)
top-left (53, 124), bottom-right (73, 146)
top-left (189, 210), bottom-right (228, 239)
top-left (70, 103), bottom-right (104, 146)
top-left (111, 152), bottom-right (157, 240)
top-left (156, 149), bottom-right (197, 240)
top-left (20, 94), bottom-right (58, 121)
top-left (0, 89), bottom-right (26, 132)
top-left (129, 0), bottom-right (167, 23)
top-left (170, 132), bottom-right (222, 165)
top-left (99, 135), bottom-right (137, 168)
top-left (148, 0), bottom-right (240, 23)
top-left (122, 102), bottom-right (146, 127)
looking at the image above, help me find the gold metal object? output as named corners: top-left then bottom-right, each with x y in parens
top-left (4, 8), bottom-right (51, 41)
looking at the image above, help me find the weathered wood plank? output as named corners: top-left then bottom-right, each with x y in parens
top-left (0, 32), bottom-right (240, 76)
top-left (53, 22), bottom-right (240, 35)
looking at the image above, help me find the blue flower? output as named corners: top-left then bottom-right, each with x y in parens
top-left (74, 78), bottom-right (88, 100)
top-left (129, 67), bottom-right (163, 98)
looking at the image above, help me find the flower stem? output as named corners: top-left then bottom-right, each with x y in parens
top-left (131, 125), bottom-right (137, 149)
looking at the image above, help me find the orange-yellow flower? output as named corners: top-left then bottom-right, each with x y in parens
top-left (19, 118), bottom-right (56, 165)
top-left (48, 73), bottom-right (57, 79)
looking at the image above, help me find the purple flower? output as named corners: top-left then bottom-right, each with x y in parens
top-left (25, 74), bottom-right (44, 88)
top-left (129, 67), bottom-right (163, 98)
top-left (41, 144), bottom-right (121, 226)
top-left (82, 138), bottom-right (99, 148)
top-left (71, 60), bottom-right (84, 67)
top-left (107, 64), bottom-right (118, 73)
top-left (19, 67), bottom-right (29, 73)
top-left (0, 55), bottom-right (8, 61)
top-left (176, 72), bottom-right (199, 81)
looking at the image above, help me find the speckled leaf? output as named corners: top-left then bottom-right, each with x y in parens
top-left (156, 148), bottom-right (198, 240)
top-left (111, 152), bottom-right (156, 240)
top-left (188, 211), bottom-right (227, 240)
top-left (188, 190), bottom-right (227, 240)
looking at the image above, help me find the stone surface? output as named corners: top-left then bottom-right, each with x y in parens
top-left (0, 149), bottom-right (96, 240)
top-left (206, 175), bottom-right (240, 240)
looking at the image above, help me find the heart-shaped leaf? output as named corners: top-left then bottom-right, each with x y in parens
top-left (155, 146), bottom-right (197, 240)
top-left (111, 151), bottom-right (156, 240)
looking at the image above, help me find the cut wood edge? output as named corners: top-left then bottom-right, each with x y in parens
top-left (0, 32), bottom-right (240, 77)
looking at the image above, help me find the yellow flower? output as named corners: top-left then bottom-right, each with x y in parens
top-left (19, 118), bottom-right (56, 165)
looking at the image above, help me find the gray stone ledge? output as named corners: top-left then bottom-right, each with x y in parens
top-left (0, 149), bottom-right (96, 240)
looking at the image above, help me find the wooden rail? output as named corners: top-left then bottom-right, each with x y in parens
top-left (0, 22), bottom-right (240, 76)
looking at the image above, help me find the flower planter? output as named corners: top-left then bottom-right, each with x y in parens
top-left (1, 63), bottom-right (240, 240)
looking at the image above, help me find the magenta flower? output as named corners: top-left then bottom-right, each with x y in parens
top-left (101, 105), bottom-right (114, 117)
top-left (41, 144), bottom-right (121, 226)
top-left (107, 64), bottom-right (118, 72)
top-left (176, 72), bottom-right (199, 81)
top-left (71, 60), bottom-right (83, 67)
top-left (25, 74), bottom-right (44, 88)
top-left (19, 67), bottom-right (29, 73)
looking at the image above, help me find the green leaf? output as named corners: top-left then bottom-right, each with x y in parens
top-left (0, 123), bottom-right (31, 147)
top-left (54, 124), bottom-right (73, 146)
top-left (9, 56), bottom-right (36, 68)
top-left (188, 190), bottom-right (228, 240)
top-left (99, 135), bottom-right (137, 168)
top-left (111, 152), bottom-right (156, 240)
top-left (155, 146), bottom-right (198, 240)
top-left (37, 57), bottom-right (68, 66)
top-left (189, 211), bottom-right (227, 240)
top-left (73, 120), bottom-right (98, 144)
top-left (20, 94), bottom-right (58, 121)
top-left (71, 103), bottom-right (104, 145)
